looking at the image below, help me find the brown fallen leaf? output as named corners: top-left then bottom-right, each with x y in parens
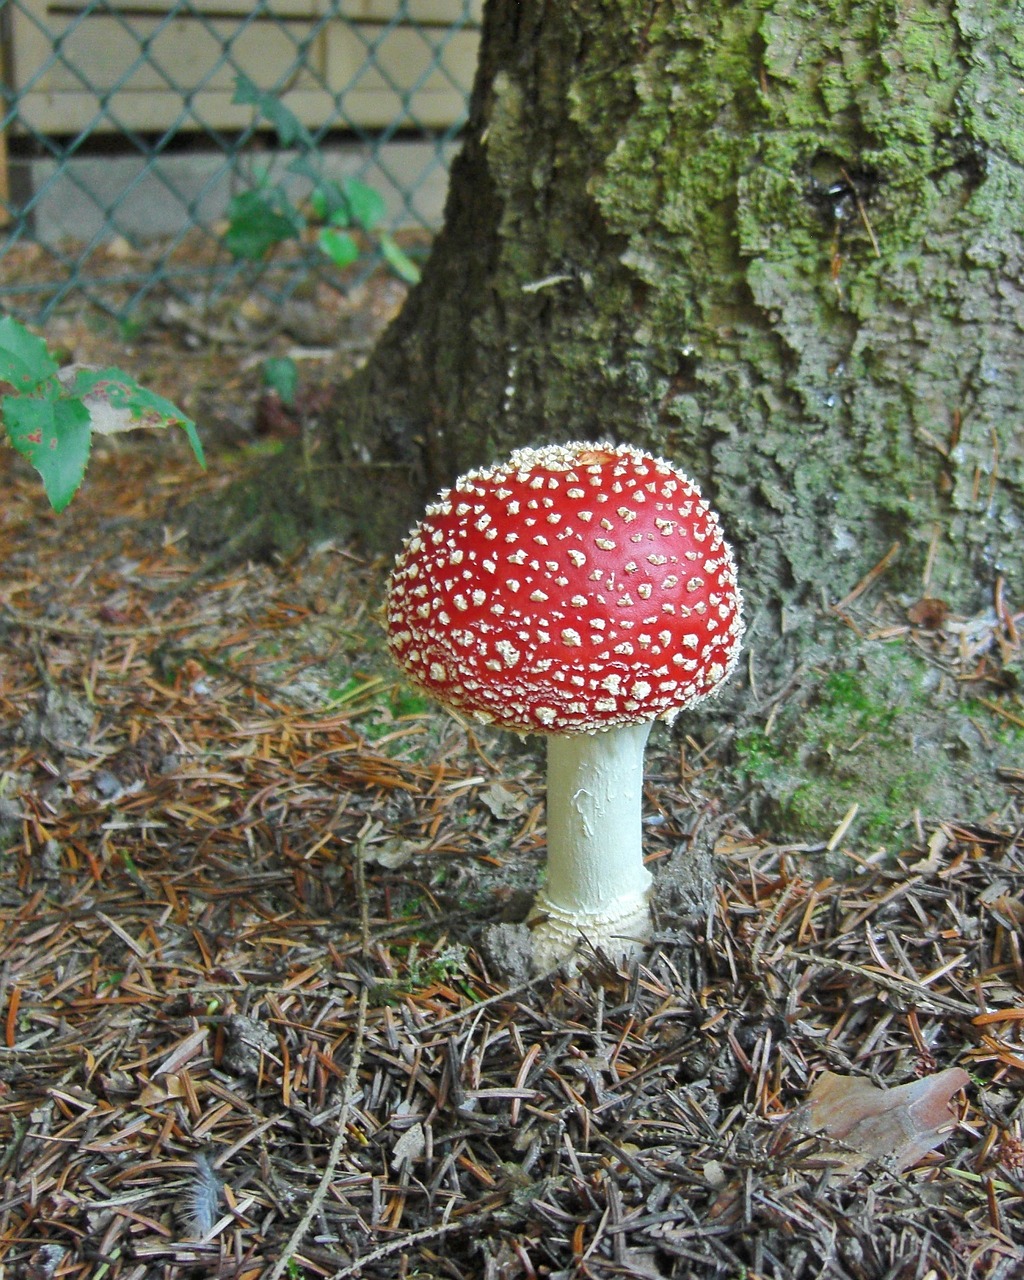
top-left (479, 781), bottom-right (527, 821)
top-left (801, 1067), bottom-right (969, 1177)
top-left (137, 1072), bottom-right (187, 1107)
top-left (907, 596), bottom-right (950, 629)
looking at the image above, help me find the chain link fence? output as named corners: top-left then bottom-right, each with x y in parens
top-left (0, 0), bottom-right (479, 323)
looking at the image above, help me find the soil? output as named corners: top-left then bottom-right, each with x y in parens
top-left (1, 264), bottom-right (1023, 1279)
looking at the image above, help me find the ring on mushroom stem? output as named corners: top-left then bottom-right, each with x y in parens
top-left (385, 441), bottom-right (744, 974)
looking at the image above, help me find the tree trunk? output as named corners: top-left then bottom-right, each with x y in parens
top-left (235, 0), bottom-right (1024, 834)
top-left (330, 0), bottom-right (1021, 614)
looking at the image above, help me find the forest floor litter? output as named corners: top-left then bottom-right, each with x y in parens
top-left (1, 265), bottom-right (1023, 1279)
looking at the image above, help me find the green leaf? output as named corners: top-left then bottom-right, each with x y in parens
top-left (233, 73), bottom-right (313, 149)
top-left (308, 186), bottom-right (327, 221)
top-left (262, 356), bottom-right (298, 407)
top-left (0, 316), bottom-right (59, 392)
top-left (223, 190), bottom-right (302, 260)
top-left (311, 180), bottom-right (350, 225)
top-left (344, 179), bottom-right (386, 231)
top-left (177, 417), bottom-right (205, 469)
top-left (71, 367), bottom-right (205, 468)
top-left (318, 227), bottom-right (361, 269)
top-left (4, 394), bottom-right (92, 512)
top-left (308, 186), bottom-right (330, 223)
top-left (379, 233), bottom-right (422, 285)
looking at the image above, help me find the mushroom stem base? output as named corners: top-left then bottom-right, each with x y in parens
top-left (527, 886), bottom-right (653, 976)
top-left (531, 721), bottom-right (654, 974)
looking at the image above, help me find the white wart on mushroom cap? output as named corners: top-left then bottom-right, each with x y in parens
top-left (385, 442), bottom-right (743, 732)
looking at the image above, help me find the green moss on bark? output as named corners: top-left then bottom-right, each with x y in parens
top-left (734, 644), bottom-right (1020, 846)
top-left (559, 0), bottom-right (1020, 635)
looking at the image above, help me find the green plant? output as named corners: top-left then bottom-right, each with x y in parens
top-left (390, 685), bottom-right (433, 718)
top-left (261, 355), bottom-right (299, 407)
top-left (0, 317), bottom-right (203, 511)
top-left (225, 74), bottom-right (422, 284)
top-left (369, 941), bottom-right (471, 1005)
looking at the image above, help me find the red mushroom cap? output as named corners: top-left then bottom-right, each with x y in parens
top-left (385, 442), bottom-right (743, 734)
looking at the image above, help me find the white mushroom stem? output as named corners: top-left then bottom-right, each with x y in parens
top-left (529, 720), bottom-right (655, 973)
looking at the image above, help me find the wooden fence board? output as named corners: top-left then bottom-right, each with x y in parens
top-left (5, 1), bottom-right (478, 135)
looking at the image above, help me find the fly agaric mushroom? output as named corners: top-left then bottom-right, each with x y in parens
top-left (385, 442), bottom-right (743, 972)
